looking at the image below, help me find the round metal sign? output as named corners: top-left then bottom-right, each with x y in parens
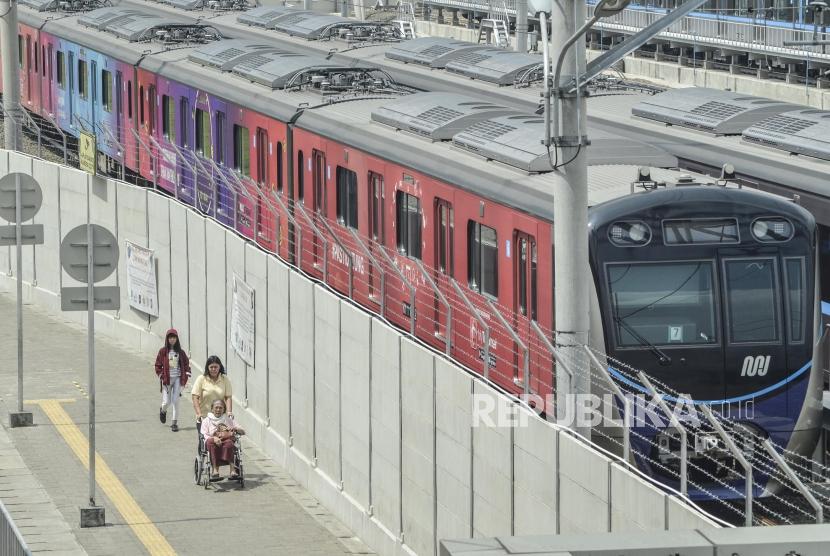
top-left (60, 224), bottom-right (119, 284)
top-left (0, 173), bottom-right (43, 223)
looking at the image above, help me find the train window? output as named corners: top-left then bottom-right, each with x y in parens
top-left (516, 233), bottom-right (536, 319)
top-left (607, 261), bottom-right (717, 348)
top-left (41, 45), bottom-right (46, 77)
top-left (214, 111), bottom-right (225, 164)
top-left (17, 36), bottom-right (23, 68)
top-left (723, 258), bottom-right (780, 344)
top-left (336, 167), bottom-right (358, 229)
top-left (468, 222), bottom-right (498, 298)
top-left (77, 59), bottom-right (87, 99)
top-left (369, 172), bottom-right (383, 243)
top-left (276, 142), bottom-right (283, 192)
top-left (256, 128), bottom-right (268, 186)
top-left (312, 150), bottom-right (326, 215)
top-left (127, 81), bottom-right (132, 119)
top-left (179, 98), bottom-right (189, 148)
top-left (148, 86), bottom-right (156, 135)
top-left (195, 108), bottom-right (211, 158)
top-left (663, 218), bottom-right (739, 245)
top-left (101, 70), bottom-right (112, 112)
top-left (784, 258), bottom-right (805, 344)
top-left (435, 199), bottom-right (453, 276)
top-left (33, 41), bottom-right (38, 74)
top-left (56, 51), bottom-right (65, 89)
top-left (297, 151), bottom-right (304, 202)
top-left (162, 95), bottom-right (175, 141)
top-left (396, 191), bottom-right (421, 259)
top-left (139, 86), bottom-right (145, 123)
top-left (233, 125), bottom-right (250, 176)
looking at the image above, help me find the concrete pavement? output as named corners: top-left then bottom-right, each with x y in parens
top-left (0, 291), bottom-right (374, 555)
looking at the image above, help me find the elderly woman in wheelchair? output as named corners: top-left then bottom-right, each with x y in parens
top-left (199, 399), bottom-right (245, 482)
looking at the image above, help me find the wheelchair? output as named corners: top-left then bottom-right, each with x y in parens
top-left (194, 426), bottom-right (244, 489)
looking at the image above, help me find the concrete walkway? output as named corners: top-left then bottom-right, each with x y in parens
top-left (0, 291), bottom-right (373, 555)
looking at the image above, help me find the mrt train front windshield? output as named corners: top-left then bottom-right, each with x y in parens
top-left (607, 257), bottom-right (805, 349)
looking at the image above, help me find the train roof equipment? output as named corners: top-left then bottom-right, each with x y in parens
top-left (237, 5), bottom-right (311, 28)
top-left (444, 49), bottom-right (543, 86)
top-left (78, 7), bottom-right (219, 43)
top-left (632, 87), bottom-right (797, 135)
top-left (742, 108), bottom-right (830, 162)
top-left (19, 0), bottom-right (111, 11)
top-left (188, 39), bottom-right (284, 71)
top-left (384, 37), bottom-right (491, 68)
top-left (161, 0), bottom-right (251, 10)
top-left (370, 93), bottom-right (515, 141)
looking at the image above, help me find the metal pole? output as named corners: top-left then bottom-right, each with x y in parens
top-left (639, 372), bottom-right (687, 497)
top-left (551, 0), bottom-right (590, 437)
top-left (761, 438), bottom-right (823, 523)
top-left (15, 174), bottom-right (23, 413)
top-left (87, 198), bottom-right (96, 509)
top-left (701, 406), bottom-right (752, 526)
top-left (1, 0), bottom-right (21, 150)
top-left (516, 0), bottom-right (528, 52)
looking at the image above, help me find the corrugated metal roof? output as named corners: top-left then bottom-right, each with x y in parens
top-left (385, 37), bottom-right (490, 68)
top-left (632, 87), bottom-right (797, 135)
top-left (371, 92), bottom-right (514, 140)
top-left (743, 108), bottom-right (830, 161)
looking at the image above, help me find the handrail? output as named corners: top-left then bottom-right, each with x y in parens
top-left (584, 346), bottom-right (630, 463)
top-left (17, 107), bottom-right (42, 158)
top-left (373, 243), bottom-right (416, 335)
top-left (701, 405), bottom-right (752, 526)
top-left (191, 151), bottom-right (220, 215)
top-left (128, 127), bottom-right (158, 190)
top-left (639, 372), bottom-right (688, 497)
top-left (95, 120), bottom-right (125, 181)
top-left (485, 297), bottom-right (528, 396)
top-left (317, 215), bottom-right (354, 299)
top-left (41, 111), bottom-right (69, 165)
top-left (761, 438), bottom-right (823, 524)
top-left (413, 258), bottom-right (451, 356)
top-left (294, 202), bottom-right (330, 281)
top-left (262, 188), bottom-right (302, 265)
top-left (167, 141), bottom-right (198, 202)
top-left (347, 228), bottom-right (385, 315)
top-left (450, 278), bottom-right (490, 379)
top-left (147, 135), bottom-right (173, 199)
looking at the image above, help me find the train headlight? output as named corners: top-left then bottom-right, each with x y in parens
top-left (751, 217), bottom-right (794, 243)
top-left (608, 221), bottom-right (651, 247)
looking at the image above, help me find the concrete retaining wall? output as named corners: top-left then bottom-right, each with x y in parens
top-left (0, 151), bottom-right (719, 556)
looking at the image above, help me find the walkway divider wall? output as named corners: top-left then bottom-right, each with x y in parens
top-left (0, 151), bottom-right (720, 556)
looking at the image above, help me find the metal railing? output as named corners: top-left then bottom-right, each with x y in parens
top-left (0, 500), bottom-right (31, 556)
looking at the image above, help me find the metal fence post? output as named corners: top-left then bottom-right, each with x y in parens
top-left (761, 438), bottom-right (823, 523)
top-left (701, 405), bottom-right (752, 526)
top-left (638, 372), bottom-right (687, 497)
top-left (585, 347), bottom-right (630, 463)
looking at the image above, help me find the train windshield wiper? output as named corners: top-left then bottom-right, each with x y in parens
top-left (613, 315), bottom-right (672, 366)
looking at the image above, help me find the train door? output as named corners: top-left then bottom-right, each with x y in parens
top-left (312, 149), bottom-right (326, 267)
top-left (719, 253), bottom-right (789, 402)
top-left (514, 231), bottom-right (537, 389)
top-left (115, 71), bottom-right (123, 145)
top-left (434, 198), bottom-right (454, 339)
top-left (368, 171), bottom-right (383, 300)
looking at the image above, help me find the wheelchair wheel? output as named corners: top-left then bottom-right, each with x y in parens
top-left (193, 456), bottom-right (202, 485)
top-left (237, 461), bottom-right (244, 489)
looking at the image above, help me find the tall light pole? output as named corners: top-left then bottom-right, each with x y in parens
top-left (1, 0), bottom-right (22, 150)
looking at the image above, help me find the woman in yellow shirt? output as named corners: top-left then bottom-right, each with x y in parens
top-left (191, 355), bottom-right (233, 436)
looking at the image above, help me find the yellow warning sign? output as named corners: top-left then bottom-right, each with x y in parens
top-left (79, 131), bottom-right (97, 176)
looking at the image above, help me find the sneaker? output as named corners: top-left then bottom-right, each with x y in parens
top-left (159, 408), bottom-right (167, 424)
top-left (171, 421), bottom-right (178, 432)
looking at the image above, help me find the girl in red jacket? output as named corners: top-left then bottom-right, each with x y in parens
top-left (154, 329), bottom-right (191, 432)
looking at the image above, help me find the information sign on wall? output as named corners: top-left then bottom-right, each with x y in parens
top-left (231, 274), bottom-right (255, 366)
top-left (79, 131), bottom-right (97, 176)
top-left (125, 241), bottom-right (159, 317)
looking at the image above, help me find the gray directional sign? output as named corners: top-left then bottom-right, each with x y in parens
top-left (60, 224), bottom-right (120, 312)
top-left (60, 224), bottom-right (119, 284)
top-left (0, 173), bottom-right (42, 223)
